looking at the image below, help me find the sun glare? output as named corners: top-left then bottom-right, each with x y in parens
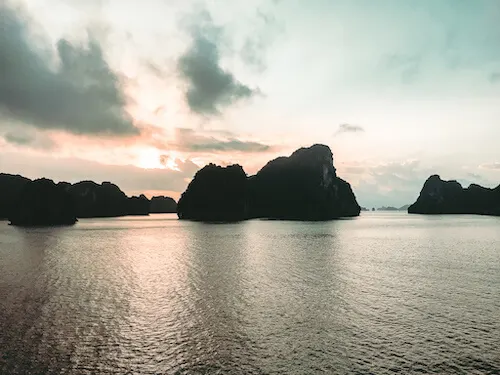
top-left (137, 149), bottom-right (164, 169)
top-left (136, 149), bottom-right (183, 171)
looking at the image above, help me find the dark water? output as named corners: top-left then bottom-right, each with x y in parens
top-left (1, 213), bottom-right (499, 375)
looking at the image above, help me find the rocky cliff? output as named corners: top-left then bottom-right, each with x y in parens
top-left (177, 144), bottom-right (361, 221)
top-left (408, 175), bottom-right (500, 216)
top-left (248, 144), bottom-right (360, 219)
top-left (150, 196), bottom-right (177, 213)
top-left (128, 194), bottom-right (150, 216)
top-left (177, 164), bottom-right (248, 221)
top-left (1, 175), bottom-right (177, 220)
top-left (0, 173), bottom-right (31, 219)
top-left (8, 178), bottom-right (77, 226)
top-left (68, 181), bottom-right (129, 218)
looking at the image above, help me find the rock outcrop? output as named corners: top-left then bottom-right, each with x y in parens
top-left (128, 194), bottom-right (150, 216)
top-left (0, 174), bottom-right (31, 219)
top-left (1, 174), bottom-right (178, 220)
top-left (408, 175), bottom-right (500, 216)
top-left (248, 144), bottom-right (360, 220)
top-left (8, 178), bottom-right (77, 226)
top-left (177, 164), bottom-right (248, 221)
top-left (150, 196), bottom-right (177, 213)
top-left (68, 181), bottom-right (129, 218)
top-left (177, 144), bottom-right (361, 221)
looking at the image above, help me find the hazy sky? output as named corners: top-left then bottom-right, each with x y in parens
top-left (1, 0), bottom-right (500, 207)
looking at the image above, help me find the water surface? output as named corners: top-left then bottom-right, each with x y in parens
top-left (1, 213), bottom-right (499, 374)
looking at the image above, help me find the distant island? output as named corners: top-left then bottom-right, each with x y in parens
top-left (0, 173), bottom-right (177, 226)
top-left (360, 205), bottom-right (409, 212)
top-left (408, 174), bottom-right (500, 216)
top-left (177, 144), bottom-right (361, 221)
top-left (377, 205), bottom-right (410, 211)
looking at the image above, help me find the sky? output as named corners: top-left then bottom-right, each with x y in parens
top-left (1, 0), bottom-right (500, 208)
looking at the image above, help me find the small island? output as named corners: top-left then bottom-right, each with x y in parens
top-left (377, 205), bottom-right (410, 211)
top-left (408, 174), bottom-right (500, 216)
top-left (177, 144), bottom-right (361, 221)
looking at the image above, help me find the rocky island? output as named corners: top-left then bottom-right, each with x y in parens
top-left (408, 174), bottom-right (500, 216)
top-left (177, 144), bottom-right (361, 221)
top-left (0, 174), bottom-right (31, 219)
top-left (177, 164), bottom-right (248, 221)
top-left (0, 173), bottom-right (178, 223)
top-left (8, 178), bottom-right (77, 227)
top-left (149, 196), bottom-right (177, 213)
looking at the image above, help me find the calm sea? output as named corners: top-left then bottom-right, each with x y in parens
top-left (0, 213), bottom-right (499, 374)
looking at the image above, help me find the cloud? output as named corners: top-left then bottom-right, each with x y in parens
top-left (335, 123), bottom-right (365, 135)
top-left (480, 162), bottom-right (500, 170)
top-left (0, 2), bottom-right (140, 136)
top-left (170, 128), bottom-right (272, 153)
top-left (4, 131), bottom-right (34, 146)
top-left (240, 8), bottom-right (283, 72)
top-left (337, 159), bottom-right (434, 207)
top-left (489, 72), bottom-right (500, 83)
top-left (177, 11), bottom-right (258, 115)
top-left (466, 172), bottom-right (482, 180)
top-left (3, 128), bottom-right (56, 150)
top-left (382, 53), bottom-right (421, 83)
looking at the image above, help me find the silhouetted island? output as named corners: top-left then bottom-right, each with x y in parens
top-left (8, 178), bottom-right (77, 227)
top-left (177, 164), bottom-right (248, 221)
top-left (0, 173), bottom-right (177, 222)
top-left (0, 174), bottom-right (31, 219)
top-left (177, 144), bottom-right (361, 221)
top-left (377, 206), bottom-right (399, 211)
top-left (408, 175), bottom-right (500, 216)
top-left (376, 205), bottom-right (409, 211)
top-left (67, 181), bottom-right (130, 218)
top-left (150, 196), bottom-right (177, 213)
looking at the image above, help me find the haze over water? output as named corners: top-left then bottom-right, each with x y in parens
top-left (1, 213), bottom-right (499, 374)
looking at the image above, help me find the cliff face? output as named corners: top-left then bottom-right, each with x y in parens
top-left (1, 175), bottom-right (179, 219)
top-left (408, 175), bottom-right (500, 215)
top-left (177, 144), bottom-right (361, 221)
top-left (128, 194), bottom-right (150, 216)
top-left (248, 144), bottom-right (360, 220)
top-left (8, 179), bottom-right (77, 227)
top-left (150, 196), bottom-right (177, 213)
top-left (68, 181), bottom-right (129, 218)
top-left (177, 164), bottom-right (248, 221)
top-left (0, 174), bottom-right (31, 219)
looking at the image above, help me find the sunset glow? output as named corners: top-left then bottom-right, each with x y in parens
top-left (1, 0), bottom-right (500, 207)
top-left (136, 149), bottom-right (165, 170)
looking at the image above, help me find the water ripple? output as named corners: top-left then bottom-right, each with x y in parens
top-left (0, 213), bottom-right (499, 374)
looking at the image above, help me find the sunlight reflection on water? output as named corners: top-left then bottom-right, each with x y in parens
top-left (0, 213), bottom-right (499, 374)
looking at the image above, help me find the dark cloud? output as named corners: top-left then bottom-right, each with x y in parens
top-left (171, 128), bottom-right (272, 153)
top-left (0, 2), bottom-right (140, 136)
top-left (336, 123), bottom-right (365, 135)
top-left (177, 11), bottom-right (258, 115)
top-left (3, 128), bottom-right (56, 150)
top-left (4, 131), bottom-right (33, 146)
